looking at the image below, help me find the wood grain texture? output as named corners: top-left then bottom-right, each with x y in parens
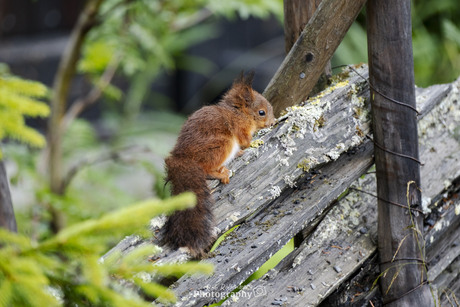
top-left (319, 184), bottom-right (460, 307)
top-left (367, 0), bottom-right (433, 305)
top-left (230, 80), bottom-right (458, 307)
top-left (284, 0), bottom-right (321, 54)
top-left (264, 0), bottom-right (366, 116)
top-left (0, 160), bottom-right (17, 232)
top-left (283, 0), bottom-right (331, 97)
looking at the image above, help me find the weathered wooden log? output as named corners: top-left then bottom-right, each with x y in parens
top-left (221, 78), bottom-right (459, 307)
top-left (318, 182), bottom-right (460, 307)
top-left (103, 68), bottom-right (458, 307)
top-left (317, 79), bottom-right (460, 307)
top-left (264, 0), bottom-right (366, 116)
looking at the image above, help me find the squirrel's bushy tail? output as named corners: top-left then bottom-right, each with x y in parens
top-left (164, 157), bottom-right (214, 258)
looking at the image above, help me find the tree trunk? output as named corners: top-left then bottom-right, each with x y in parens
top-left (0, 160), bottom-right (17, 232)
top-left (46, 0), bottom-right (103, 232)
top-left (283, 0), bottom-right (331, 97)
top-left (367, 0), bottom-right (434, 306)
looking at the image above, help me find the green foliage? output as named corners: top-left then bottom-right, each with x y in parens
top-left (333, 1), bottom-right (460, 87)
top-left (208, 0), bottom-right (283, 20)
top-left (78, 0), bottom-right (282, 116)
top-left (0, 64), bottom-right (50, 158)
top-left (2, 108), bottom-right (187, 240)
top-left (0, 193), bottom-right (213, 307)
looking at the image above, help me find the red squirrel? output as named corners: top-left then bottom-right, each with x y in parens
top-left (164, 71), bottom-right (275, 258)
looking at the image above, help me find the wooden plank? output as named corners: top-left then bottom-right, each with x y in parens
top-left (264, 0), bottom-right (367, 116)
top-left (220, 79), bottom-right (458, 307)
top-left (165, 79), bottom-right (451, 307)
top-left (316, 79), bottom-right (460, 307)
top-left (434, 246), bottom-right (460, 306)
top-left (318, 184), bottom-right (460, 307)
top-left (221, 172), bottom-right (379, 307)
top-left (171, 140), bottom-right (375, 307)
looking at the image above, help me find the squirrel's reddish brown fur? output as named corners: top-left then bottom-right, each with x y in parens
top-left (164, 71), bottom-right (275, 258)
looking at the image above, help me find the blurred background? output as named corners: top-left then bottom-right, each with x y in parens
top-left (0, 0), bottom-right (459, 241)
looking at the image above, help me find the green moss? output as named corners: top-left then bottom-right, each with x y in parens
top-left (297, 158), bottom-right (311, 172)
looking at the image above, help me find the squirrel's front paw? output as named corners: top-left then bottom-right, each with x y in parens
top-left (218, 166), bottom-right (231, 184)
top-left (237, 149), bottom-right (245, 157)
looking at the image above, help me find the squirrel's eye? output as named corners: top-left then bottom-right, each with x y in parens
top-left (259, 110), bottom-right (266, 116)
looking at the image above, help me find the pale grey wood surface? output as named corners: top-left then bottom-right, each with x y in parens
top-left (233, 78), bottom-right (459, 307)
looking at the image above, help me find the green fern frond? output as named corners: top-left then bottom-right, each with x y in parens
top-left (0, 279), bottom-right (13, 307)
top-left (0, 88), bottom-right (50, 117)
top-left (0, 65), bottom-right (50, 159)
top-left (73, 285), bottom-right (101, 305)
top-left (120, 245), bottom-right (156, 267)
top-left (0, 112), bottom-right (47, 148)
top-left (0, 192), bottom-right (212, 306)
top-left (46, 192), bottom-right (195, 244)
top-left (11, 278), bottom-right (59, 307)
top-left (0, 76), bottom-right (48, 98)
top-left (0, 228), bottom-right (32, 248)
top-left (134, 277), bottom-right (177, 303)
top-left (82, 255), bottom-right (106, 287)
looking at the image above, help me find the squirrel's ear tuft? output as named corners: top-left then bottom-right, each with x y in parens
top-left (234, 70), bottom-right (245, 85)
top-left (225, 70), bottom-right (255, 107)
top-left (244, 70), bottom-right (255, 87)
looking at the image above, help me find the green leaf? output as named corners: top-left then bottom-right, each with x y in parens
top-left (443, 19), bottom-right (460, 47)
top-left (176, 55), bottom-right (219, 77)
top-left (42, 193), bottom-right (196, 245)
top-left (78, 41), bottom-right (116, 74)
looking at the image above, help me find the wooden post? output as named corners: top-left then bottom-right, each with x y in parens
top-left (367, 1), bottom-right (434, 306)
top-left (0, 160), bottom-right (17, 232)
top-left (284, 0), bottom-right (321, 54)
top-left (283, 0), bottom-right (331, 97)
top-left (264, 0), bottom-right (366, 117)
